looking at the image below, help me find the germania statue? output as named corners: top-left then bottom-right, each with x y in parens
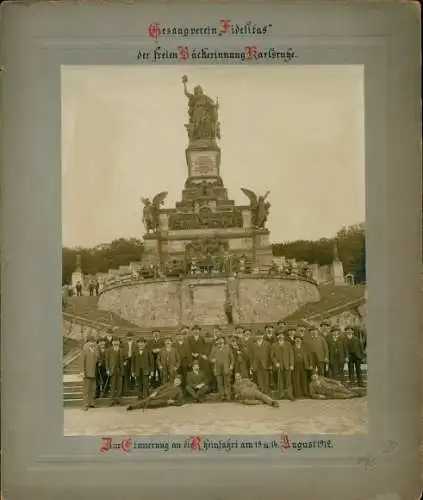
top-left (182, 75), bottom-right (220, 142)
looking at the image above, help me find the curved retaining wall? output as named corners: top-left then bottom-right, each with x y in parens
top-left (97, 276), bottom-right (320, 328)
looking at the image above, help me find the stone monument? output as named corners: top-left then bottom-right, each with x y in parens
top-left (98, 78), bottom-right (320, 328)
top-left (71, 254), bottom-right (84, 291)
top-left (141, 75), bottom-right (274, 274)
top-left (331, 241), bottom-right (346, 286)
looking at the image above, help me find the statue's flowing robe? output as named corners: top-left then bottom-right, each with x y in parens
top-left (188, 94), bottom-right (218, 139)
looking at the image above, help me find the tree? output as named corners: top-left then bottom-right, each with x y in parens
top-left (337, 224), bottom-right (366, 283)
top-left (62, 238), bottom-right (144, 285)
top-left (271, 223), bottom-right (366, 284)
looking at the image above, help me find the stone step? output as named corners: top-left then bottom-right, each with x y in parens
top-left (63, 384), bottom-right (84, 391)
top-left (64, 367), bottom-right (81, 373)
top-left (64, 392), bottom-right (84, 400)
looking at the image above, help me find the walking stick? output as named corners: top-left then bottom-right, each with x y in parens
top-left (103, 373), bottom-right (111, 397)
top-left (99, 367), bottom-right (105, 397)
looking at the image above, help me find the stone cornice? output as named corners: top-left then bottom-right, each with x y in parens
top-left (143, 228), bottom-right (270, 240)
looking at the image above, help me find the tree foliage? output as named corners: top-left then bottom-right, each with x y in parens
top-left (272, 223), bottom-right (366, 283)
top-left (62, 238), bottom-right (144, 285)
top-left (62, 224), bottom-right (365, 285)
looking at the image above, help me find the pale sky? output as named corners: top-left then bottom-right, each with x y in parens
top-left (61, 65), bottom-right (365, 249)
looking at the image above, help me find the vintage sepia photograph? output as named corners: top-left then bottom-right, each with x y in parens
top-left (61, 65), bottom-right (367, 437)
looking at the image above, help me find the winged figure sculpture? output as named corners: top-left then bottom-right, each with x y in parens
top-left (141, 191), bottom-right (168, 233)
top-left (241, 188), bottom-right (270, 228)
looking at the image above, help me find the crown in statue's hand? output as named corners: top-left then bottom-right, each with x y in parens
top-left (182, 75), bottom-right (188, 83)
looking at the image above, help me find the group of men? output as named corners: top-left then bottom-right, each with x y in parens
top-left (80, 320), bottom-right (367, 411)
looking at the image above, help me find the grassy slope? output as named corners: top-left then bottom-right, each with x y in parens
top-left (285, 284), bottom-right (366, 321)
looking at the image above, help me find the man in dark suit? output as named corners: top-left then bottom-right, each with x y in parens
top-left (132, 338), bottom-right (152, 400)
top-left (158, 338), bottom-right (180, 384)
top-left (292, 336), bottom-right (312, 398)
top-left (209, 336), bottom-right (234, 400)
top-left (285, 327), bottom-right (297, 346)
top-left (309, 373), bottom-right (366, 399)
top-left (104, 328), bottom-right (114, 348)
top-left (270, 333), bottom-right (295, 400)
top-left (147, 330), bottom-right (164, 388)
top-left (344, 326), bottom-right (365, 387)
top-left (187, 325), bottom-right (207, 369)
top-left (185, 360), bottom-right (210, 402)
top-left (122, 332), bottom-right (136, 394)
top-left (305, 326), bottom-right (329, 376)
top-left (81, 335), bottom-right (98, 411)
top-left (174, 328), bottom-right (191, 387)
top-left (233, 373), bottom-right (279, 407)
top-left (250, 331), bottom-right (271, 394)
top-left (126, 376), bottom-right (185, 411)
top-left (95, 338), bottom-right (108, 398)
top-left (264, 324), bottom-right (276, 344)
top-left (105, 337), bottom-right (124, 406)
top-left (320, 320), bottom-right (333, 345)
top-left (328, 329), bottom-right (347, 380)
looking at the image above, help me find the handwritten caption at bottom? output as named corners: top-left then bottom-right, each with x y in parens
top-left (99, 434), bottom-right (334, 453)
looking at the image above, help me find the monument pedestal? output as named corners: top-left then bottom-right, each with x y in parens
top-left (71, 270), bottom-right (84, 290)
top-left (331, 260), bottom-right (346, 286)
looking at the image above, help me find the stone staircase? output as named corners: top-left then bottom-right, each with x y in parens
top-left (64, 296), bottom-right (139, 332)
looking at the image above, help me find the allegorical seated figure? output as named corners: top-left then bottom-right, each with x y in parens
top-left (308, 373), bottom-right (367, 400)
top-left (232, 372), bottom-right (279, 408)
top-left (126, 376), bottom-right (184, 411)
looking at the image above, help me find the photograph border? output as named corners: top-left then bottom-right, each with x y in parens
top-left (1, 2), bottom-right (421, 499)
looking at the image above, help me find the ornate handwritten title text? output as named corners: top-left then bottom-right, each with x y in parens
top-left (148, 20), bottom-right (273, 40)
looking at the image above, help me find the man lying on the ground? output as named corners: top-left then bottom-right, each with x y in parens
top-left (309, 373), bottom-right (367, 400)
top-left (233, 372), bottom-right (279, 408)
top-left (126, 376), bottom-right (184, 411)
top-left (185, 360), bottom-right (211, 402)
